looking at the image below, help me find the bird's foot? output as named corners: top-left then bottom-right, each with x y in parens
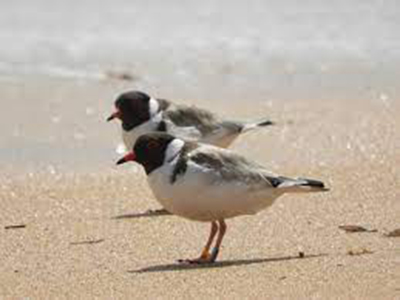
top-left (177, 248), bottom-right (219, 265)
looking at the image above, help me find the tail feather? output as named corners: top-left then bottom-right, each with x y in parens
top-left (241, 118), bottom-right (274, 133)
top-left (272, 176), bottom-right (329, 193)
top-left (298, 178), bottom-right (325, 189)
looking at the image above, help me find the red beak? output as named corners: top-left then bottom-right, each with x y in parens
top-left (107, 110), bottom-right (122, 122)
top-left (116, 151), bottom-right (136, 165)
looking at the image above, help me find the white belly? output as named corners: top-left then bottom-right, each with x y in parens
top-left (147, 161), bottom-right (282, 222)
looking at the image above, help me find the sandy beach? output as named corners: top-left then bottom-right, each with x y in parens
top-left (1, 0), bottom-right (399, 298)
top-left (0, 76), bottom-right (399, 299)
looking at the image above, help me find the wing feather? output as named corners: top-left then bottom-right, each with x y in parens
top-left (188, 146), bottom-right (277, 188)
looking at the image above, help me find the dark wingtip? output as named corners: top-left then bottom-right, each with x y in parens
top-left (299, 178), bottom-right (327, 189)
top-left (267, 176), bottom-right (283, 188)
top-left (258, 120), bottom-right (275, 127)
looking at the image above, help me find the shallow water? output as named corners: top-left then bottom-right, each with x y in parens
top-left (0, 0), bottom-right (399, 96)
top-left (0, 1), bottom-right (399, 171)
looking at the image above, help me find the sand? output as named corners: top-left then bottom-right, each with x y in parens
top-left (0, 78), bottom-right (399, 299)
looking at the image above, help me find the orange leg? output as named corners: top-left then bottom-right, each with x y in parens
top-left (179, 219), bottom-right (227, 264)
top-left (199, 221), bottom-right (219, 259)
top-left (209, 219), bottom-right (227, 262)
top-left (178, 221), bottom-right (219, 264)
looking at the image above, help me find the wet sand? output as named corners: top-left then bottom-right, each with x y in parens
top-left (0, 78), bottom-right (399, 299)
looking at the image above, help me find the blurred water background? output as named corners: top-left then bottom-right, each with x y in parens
top-left (0, 0), bottom-right (399, 171)
top-left (0, 0), bottom-right (399, 97)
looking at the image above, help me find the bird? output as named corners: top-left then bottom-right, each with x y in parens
top-left (107, 90), bottom-right (274, 150)
top-left (116, 132), bottom-right (329, 264)
top-left (108, 90), bottom-right (275, 215)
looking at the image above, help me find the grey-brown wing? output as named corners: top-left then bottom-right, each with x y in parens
top-left (164, 105), bottom-right (225, 135)
top-left (189, 147), bottom-right (277, 187)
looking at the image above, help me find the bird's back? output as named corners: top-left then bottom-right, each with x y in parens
top-left (164, 105), bottom-right (244, 147)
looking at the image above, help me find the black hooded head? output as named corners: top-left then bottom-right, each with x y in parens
top-left (115, 91), bottom-right (152, 131)
top-left (134, 133), bottom-right (176, 174)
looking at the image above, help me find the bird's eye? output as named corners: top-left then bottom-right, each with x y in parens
top-left (148, 141), bottom-right (158, 149)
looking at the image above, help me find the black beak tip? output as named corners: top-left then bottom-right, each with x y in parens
top-left (116, 158), bottom-right (125, 165)
top-left (107, 116), bottom-right (114, 122)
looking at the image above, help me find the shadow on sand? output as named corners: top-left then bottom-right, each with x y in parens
top-left (112, 209), bottom-right (172, 220)
top-left (129, 253), bottom-right (327, 274)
